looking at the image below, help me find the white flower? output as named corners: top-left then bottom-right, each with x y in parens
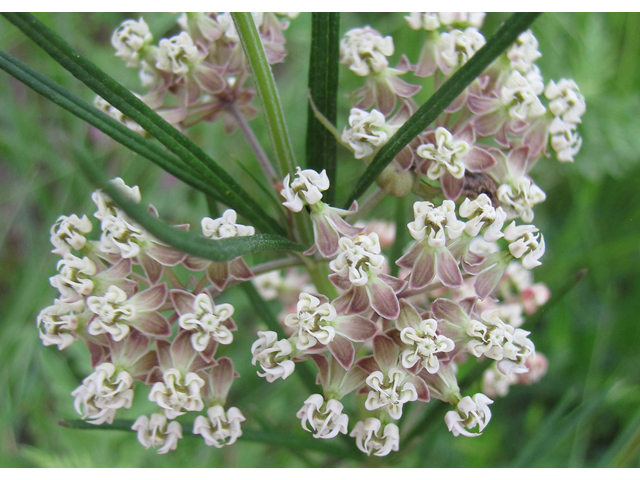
top-left (251, 331), bottom-right (296, 383)
top-left (284, 293), bottom-right (337, 350)
top-left (364, 368), bottom-right (417, 420)
top-left (501, 70), bottom-right (546, 121)
top-left (296, 394), bottom-right (349, 439)
top-left (217, 12), bottom-right (264, 44)
top-left (280, 167), bottom-right (330, 212)
top-left (194, 405), bottom-right (245, 448)
top-left (505, 260), bottom-right (534, 292)
top-left (252, 271), bottom-right (283, 300)
top-left (132, 414), bottom-right (182, 454)
top-left (438, 12), bottom-right (486, 28)
top-left (407, 200), bottom-right (465, 246)
top-left (111, 18), bottom-right (153, 67)
top-left (417, 127), bottom-right (470, 181)
top-left (400, 318), bottom-right (455, 374)
top-left (459, 194), bottom-right (506, 242)
top-left (87, 285), bottom-right (136, 341)
top-left (482, 364), bottom-right (516, 398)
top-left (504, 221), bottom-right (545, 269)
top-left (201, 209), bottom-right (255, 239)
top-left (549, 117), bottom-right (583, 163)
top-left (93, 97), bottom-right (145, 135)
top-left (405, 13), bottom-right (440, 31)
top-left (50, 214), bottom-right (93, 256)
top-left (507, 30), bottom-right (541, 74)
top-left (445, 393), bottom-right (493, 437)
top-left (497, 177), bottom-right (546, 223)
top-left (37, 298), bottom-right (84, 350)
top-left (329, 233), bottom-right (385, 287)
top-left (71, 363), bottom-right (134, 425)
top-left (545, 79), bottom-right (586, 125)
top-left (341, 108), bottom-right (389, 159)
top-left (340, 26), bottom-right (394, 76)
top-left (92, 178), bottom-right (141, 222)
top-left (178, 293), bottom-right (234, 351)
top-left (99, 213), bottom-right (148, 259)
top-left (438, 27), bottom-right (485, 73)
top-left (350, 418), bottom-right (400, 456)
top-left (149, 368), bottom-right (206, 419)
top-left (49, 254), bottom-right (97, 302)
top-left (155, 31), bottom-right (201, 75)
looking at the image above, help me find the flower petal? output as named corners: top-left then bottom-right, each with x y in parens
top-left (147, 243), bottom-right (186, 267)
top-left (368, 279), bottom-right (400, 320)
top-left (139, 253), bottom-right (163, 285)
top-left (431, 298), bottom-right (468, 325)
top-left (435, 247), bottom-right (463, 288)
top-left (396, 299), bottom-right (422, 331)
top-left (441, 172), bottom-right (464, 201)
top-left (208, 357), bottom-right (236, 404)
top-left (132, 311), bottom-right (171, 338)
top-left (170, 289), bottom-right (196, 316)
top-left (206, 261), bottom-right (230, 291)
top-left (131, 283), bottom-right (168, 311)
top-left (373, 334), bottom-right (399, 373)
top-left (170, 330), bottom-right (198, 371)
top-left (474, 262), bottom-right (507, 299)
top-left (408, 249), bottom-right (436, 290)
top-left (334, 315), bottom-right (379, 342)
top-left (347, 286), bottom-right (371, 315)
top-left (228, 257), bottom-right (254, 281)
top-left (355, 355), bottom-right (380, 375)
top-left (465, 147), bottom-right (497, 172)
top-left (328, 335), bottom-right (355, 370)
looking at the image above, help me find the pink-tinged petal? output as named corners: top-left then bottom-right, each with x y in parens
top-left (445, 89), bottom-right (467, 113)
top-left (379, 274), bottom-right (407, 294)
top-left (170, 289), bottom-right (196, 316)
top-left (206, 261), bottom-right (230, 291)
top-left (328, 213), bottom-right (363, 238)
top-left (130, 350), bottom-right (159, 379)
top-left (102, 258), bottom-right (132, 280)
top-left (465, 147), bottom-right (497, 172)
top-left (414, 40), bottom-right (438, 77)
top-left (508, 119), bottom-right (529, 134)
top-left (467, 94), bottom-right (499, 115)
top-left (495, 123), bottom-right (509, 146)
top-left (185, 76), bottom-right (201, 104)
top-left (146, 365), bottom-right (163, 385)
top-left (463, 250), bottom-right (485, 267)
top-left (199, 339), bottom-right (218, 363)
top-left (373, 334), bottom-right (399, 372)
top-left (348, 286), bottom-right (371, 315)
top-left (332, 291), bottom-right (353, 314)
top-left (309, 354), bottom-right (329, 387)
top-left (158, 106), bottom-right (187, 125)
top-left (507, 145), bottom-right (530, 178)
top-left (312, 214), bottom-right (340, 258)
top-left (487, 147), bottom-right (509, 179)
top-left (191, 354), bottom-right (217, 373)
top-left (156, 339), bottom-right (172, 371)
top-left (170, 330), bottom-right (198, 371)
top-left (334, 315), bottom-right (378, 342)
top-left (355, 83), bottom-right (376, 112)
top-left (409, 376), bottom-right (431, 402)
top-left (474, 262), bottom-right (508, 299)
top-left (87, 341), bottom-right (108, 368)
top-left (389, 100), bottom-right (413, 126)
top-left (394, 145), bottom-right (414, 171)
top-left (406, 360), bottom-right (423, 376)
top-left (375, 78), bottom-right (396, 116)
top-left (139, 253), bottom-right (163, 285)
top-left (147, 243), bottom-right (185, 267)
top-left (474, 110), bottom-right (506, 137)
top-left (195, 66), bottom-right (225, 94)
top-left (397, 300), bottom-right (422, 331)
top-left (409, 250), bottom-right (436, 290)
top-left (431, 298), bottom-right (468, 325)
top-left (454, 122), bottom-right (476, 144)
top-left (183, 256), bottom-right (209, 271)
top-left (396, 242), bottom-right (424, 270)
top-left (147, 204), bottom-right (158, 217)
top-left (357, 385), bottom-right (370, 395)
top-left (435, 247), bottom-right (463, 288)
top-left (131, 283), bottom-right (168, 311)
top-left (441, 172), bottom-right (464, 201)
top-left (228, 257), bottom-right (254, 281)
top-left (368, 279), bottom-right (400, 320)
top-left (329, 273), bottom-right (352, 291)
top-left (355, 355), bottom-right (380, 375)
top-left (208, 357), bottom-right (235, 404)
top-left (339, 367), bottom-right (369, 396)
top-left (114, 329), bottom-right (151, 365)
top-left (458, 297), bottom-right (477, 316)
top-left (303, 244), bottom-right (318, 256)
top-left (388, 74), bottom-right (421, 98)
top-left (328, 336), bottom-right (355, 370)
top-left (173, 224), bottom-right (189, 232)
top-left (133, 311), bottom-right (171, 338)
top-left (394, 54), bottom-right (412, 74)
top-left (523, 119), bottom-right (549, 159)
top-left (223, 317), bottom-right (238, 332)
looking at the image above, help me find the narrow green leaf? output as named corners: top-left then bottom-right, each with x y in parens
top-left (3, 12), bottom-right (285, 236)
top-left (344, 12), bottom-right (542, 207)
top-left (73, 149), bottom-right (305, 262)
top-left (389, 196), bottom-right (407, 277)
top-left (59, 419), bottom-right (359, 458)
top-left (306, 13), bottom-right (340, 204)
top-left (0, 50), bottom-right (224, 204)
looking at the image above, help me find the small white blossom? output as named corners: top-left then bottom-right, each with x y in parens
top-left (49, 254), bottom-right (97, 302)
top-left (504, 221), bottom-right (545, 269)
top-left (545, 79), bottom-right (586, 125)
top-left (365, 368), bottom-right (417, 420)
top-left (459, 194), bottom-right (506, 242)
top-left (201, 209), bottom-right (255, 239)
top-left (37, 298), bottom-right (84, 349)
top-left (50, 214), bottom-right (93, 256)
top-left (284, 293), bottom-right (337, 350)
top-left (482, 364), bottom-right (516, 398)
top-left (296, 394), bottom-right (349, 439)
top-left (280, 167), bottom-right (330, 212)
top-left (350, 418), bottom-right (400, 457)
top-left (217, 12), bottom-right (264, 44)
top-left (92, 178), bottom-right (141, 222)
top-left (111, 18), bottom-right (153, 67)
top-left (407, 200), bottom-right (465, 246)
top-left (329, 233), bottom-right (385, 287)
top-left (132, 414), bottom-right (182, 454)
top-left (251, 331), bottom-right (296, 383)
top-left (340, 26), bottom-right (394, 76)
top-left (71, 363), bottom-right (134, 425)
top-left (178, 293), bottom-right (234, 351)
top-left (149, 368), bottom-right (206, 419)
top-left (417, 127), bottom-right (470, 180)
top-left (438, 27), bottom-right (485, 73)
top-left (507, 30), bottom-right (541, 74)
top-left (497, 177), bottom-right (546, 224)
top-left (400, 318), bottom-right (455, 374)
top-left (156, 31), bottom-right (201, 75)
top-left (342, 108), bottom-right (389, 159)
top-left (405, 13), bottom-right (440, 31)
top-left (501, 70), bottom-right (546, 121)
top-left (438, 12), bottom-right (486, 28)
top-left (549, 117), bottom-right (583, 163)
top-left (193, 405), bottom-right (245, 448)
top-left (445, 393), bottom-right (493, 437)
top-left (87, 285), bottom-right (136, 341)
top-left (99, 213), bottom-right (148, 259)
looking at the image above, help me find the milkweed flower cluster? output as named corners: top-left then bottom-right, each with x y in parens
top-left (36, 12), bottom-right (582, 457)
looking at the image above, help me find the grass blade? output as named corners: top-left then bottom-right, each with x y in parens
top-left (306, 13), bottom-right (340, 204)
top-left (3, 12), bottom-right (284, 236)
top-left (343, 12), bottom-right (541, 207)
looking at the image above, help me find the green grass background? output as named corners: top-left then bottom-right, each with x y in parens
top-left (0, 12), bottom-right (639, 467)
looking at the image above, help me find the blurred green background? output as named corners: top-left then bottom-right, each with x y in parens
top-left (1, 12), bottom-right (639, 467)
